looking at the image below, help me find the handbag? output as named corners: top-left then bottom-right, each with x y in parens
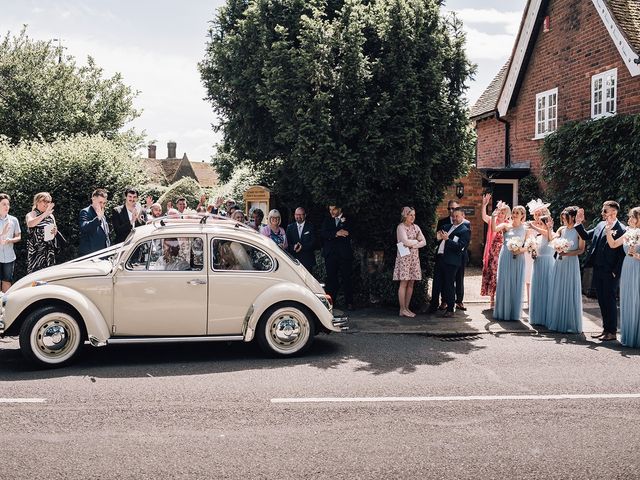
top-left (54, 231), bottom-right (68, 252)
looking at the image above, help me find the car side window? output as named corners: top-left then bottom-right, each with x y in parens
top-left (212, 239), bottom-right (274, 271)
top-left (127, 237), bottom-right (204, 271)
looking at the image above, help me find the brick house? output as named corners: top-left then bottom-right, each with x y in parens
top-left (470, 0), bottom-right (640, 208)
top-left (143, 141), bottom-right (218, 188)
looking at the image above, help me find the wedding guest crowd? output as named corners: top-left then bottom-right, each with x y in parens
top-left (4, 182), bottom-right (640, 350)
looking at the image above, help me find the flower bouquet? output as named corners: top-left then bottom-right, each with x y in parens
top-left (624, 228), bottom-right (640, 255)
top-left (550, 237), bottom-right (573, 260)
top-left (507, 236), bottom-right (524, 259)
top-left (524, 236), bottom-right (538, 260)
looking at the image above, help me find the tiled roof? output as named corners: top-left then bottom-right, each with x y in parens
top-left (142, 158), bottom-right (168, 185)
top-left (606, 0), bottom-right (640, 52)
top-left (470, 61), bottom-right (510, 119)
top-left (190, 161), bottom-right (219, 188)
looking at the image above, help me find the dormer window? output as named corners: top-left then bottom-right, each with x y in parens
top-left (591, 68), bottom-right (617, 119)
top-left (534, 88), bottom-right (558, 139)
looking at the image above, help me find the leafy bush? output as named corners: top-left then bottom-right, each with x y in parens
top-left (518, 174), bottom-right (543, 207)
top-left (157, 177), bottom-right (204, 211)
top-left (0, 134), bottom-right (146, 278)
top-left (541, 114), bottom-right (640, 223)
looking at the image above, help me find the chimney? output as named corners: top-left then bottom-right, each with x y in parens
top-left (148, 144), bottom-right (156, 159)
top-left (167, 141), bottom-right (177, 159)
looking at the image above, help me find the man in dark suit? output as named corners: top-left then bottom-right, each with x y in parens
top-left (320, 205), bottom-right (353, 310)
top-left (286, 207), bottom-right (316, 273)
top-left (111, 187), bottom-right (147, 244)
top-left (429, 207), bottom-right (471, 317)
top-left (576, 201), bottom-right (626, 341)
top-left (78, 188), bottom-right (110, 256)
top-left (436, 200), bottom-right (470, 311)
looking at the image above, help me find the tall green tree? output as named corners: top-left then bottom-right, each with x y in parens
top-left (200, 0), bottom-right (474, 301)
top-left (0, 29), bottom-right (140, 144)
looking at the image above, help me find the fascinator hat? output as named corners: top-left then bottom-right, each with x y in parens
top-left (526, 198), bottom-right (551, 214)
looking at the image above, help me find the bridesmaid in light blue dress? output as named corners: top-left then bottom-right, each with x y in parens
top-left (493, 204), bottom-right (527, 321)
top-left (528, 211), bottom-right (555, 327)
top-left (547, 206), bottom-right (585, 333)
top-left (606, 207), bottom-right (640, 348)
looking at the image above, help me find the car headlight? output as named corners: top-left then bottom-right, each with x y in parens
top-left (316, 294), bottom-right (333, 312)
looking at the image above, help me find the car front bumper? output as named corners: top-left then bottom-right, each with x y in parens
top-left (332, 312), bottom-right (349, 331)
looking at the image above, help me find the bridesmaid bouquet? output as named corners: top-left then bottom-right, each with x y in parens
top-left (624, 228), bottom-right (640, 247)
top-left (550, 238), bottom-right (573, 260)
top-left (524, 237), bottom-right (538, 260)
top-left (507, 236), bottom-right (524, 259)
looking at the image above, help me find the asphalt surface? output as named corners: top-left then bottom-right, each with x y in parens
top-left (1, 328), bottom-right (640, 479)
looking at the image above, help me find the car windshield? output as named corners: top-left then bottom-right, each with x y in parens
top-left (111, 234), bottom-right (135, 269)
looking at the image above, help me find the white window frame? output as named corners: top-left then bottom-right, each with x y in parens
top-left (534, 87), bottom-right (558, 140)
top-left (591, 68), bottom-right (617, 120)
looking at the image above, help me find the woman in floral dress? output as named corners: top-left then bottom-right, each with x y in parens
top-left (25, 192), bottom-right (58, 274)
top-left (480, 194), bottom-right (508, 309)
top-left (393, 207), bottom-right (426, 317)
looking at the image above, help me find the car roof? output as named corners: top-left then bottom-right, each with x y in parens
top-left (127, 214), bottom-right (269, 245)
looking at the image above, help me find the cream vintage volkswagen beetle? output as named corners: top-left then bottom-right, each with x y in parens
top-left (0, 215), bottom-right (347, 367)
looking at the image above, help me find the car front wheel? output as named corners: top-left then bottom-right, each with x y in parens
top-left (257, 303), bottom-right (315, 356)
top-left (19, 306), bottom-right (83, 368)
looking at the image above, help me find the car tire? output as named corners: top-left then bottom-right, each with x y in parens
top-left (256, 302), bottom-right (315, 356)
top-left (19, 305), bottom-right (84, 368)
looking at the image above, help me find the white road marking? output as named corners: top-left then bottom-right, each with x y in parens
top-left (271, 393), bottom-right (640, 404)
top-left (0, 398), bottom-right (47, 403)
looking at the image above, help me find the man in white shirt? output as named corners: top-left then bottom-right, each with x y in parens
top-left (286, 207), bottom-right (316, 273)
top-left (428, 207), bottom-right (470, 317)
top-left (0, 193), bottom-right (21, 292)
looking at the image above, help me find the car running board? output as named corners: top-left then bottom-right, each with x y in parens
top-left (87, 335), bottom-right (244, 347)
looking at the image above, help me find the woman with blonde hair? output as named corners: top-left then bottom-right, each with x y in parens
top-left (606, 206), bottom-right (640, 346)
top-left (260, 209), bottom-right (288, 250)
top-left (526, 199), bottom-right (554, 326)
top-left (493, 204), bottom-right (527, 321)
top-left (546, 206), bottom-right (585, 333)
top-left (393, 207), bottom-right (426, 317)
top-left (25, 192), bottom-right (58, 273)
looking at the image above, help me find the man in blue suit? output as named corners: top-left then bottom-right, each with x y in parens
top-left (78, 188), bottom-right (110, 256)
top-left (286, 207), bottom-right (317, 273)
top-left (576, 201), bottom-right (626, 341)
top-left (428, 207), bottom-right (471, 317)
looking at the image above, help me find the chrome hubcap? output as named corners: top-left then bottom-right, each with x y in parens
top-left (41, 324), bottom-right (68, 350)
top-left (273, 317), bottom-right (301, 343)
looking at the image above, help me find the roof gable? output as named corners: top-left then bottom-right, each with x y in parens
top-left (470, 62), bottom-right (510, 119)
top-left (497, 0), bottom-right (640, 117)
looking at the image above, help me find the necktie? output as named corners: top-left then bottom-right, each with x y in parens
top-left (101, 217), bottom-right (111, 247)
top-left (298, 224), bottom-right (303, 238)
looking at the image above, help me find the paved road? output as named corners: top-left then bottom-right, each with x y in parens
top-left (1, 332), bottom-right (640, 479)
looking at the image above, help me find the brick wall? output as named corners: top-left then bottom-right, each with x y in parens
top-left (479, 0), bottom-right (640, 176)
top-left (435, 167), bottom-right (486, 266)
top-left (475, 117), bottom-right (506, 169)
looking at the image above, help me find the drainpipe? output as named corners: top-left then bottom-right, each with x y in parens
top-left (496, 114), bottom-right (510, 168)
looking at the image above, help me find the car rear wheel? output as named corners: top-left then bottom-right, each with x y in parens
top-left (257, 303), bottom-right (315, 356)
top-left (19, 306), bottom-right (83, 368)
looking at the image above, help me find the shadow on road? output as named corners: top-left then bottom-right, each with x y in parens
top-left (0, 331), bottom-right (487, 380)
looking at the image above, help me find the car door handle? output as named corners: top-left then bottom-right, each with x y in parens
top-left (186, 279), bottom-right (206, 285)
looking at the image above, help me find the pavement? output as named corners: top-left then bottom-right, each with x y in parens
top-left (345, 266), bottom-right (605, 336)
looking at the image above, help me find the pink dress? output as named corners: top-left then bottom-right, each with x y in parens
top-left (393, 224), bottom-right (426, 281)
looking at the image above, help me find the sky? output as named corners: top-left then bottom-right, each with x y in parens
top-left (1, 0), bottom-right (528, 163)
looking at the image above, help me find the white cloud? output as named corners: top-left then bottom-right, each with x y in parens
top-left (463, 27), bottom-right (515, 60)
top-left (446, 8), bottom-right (522, 35)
